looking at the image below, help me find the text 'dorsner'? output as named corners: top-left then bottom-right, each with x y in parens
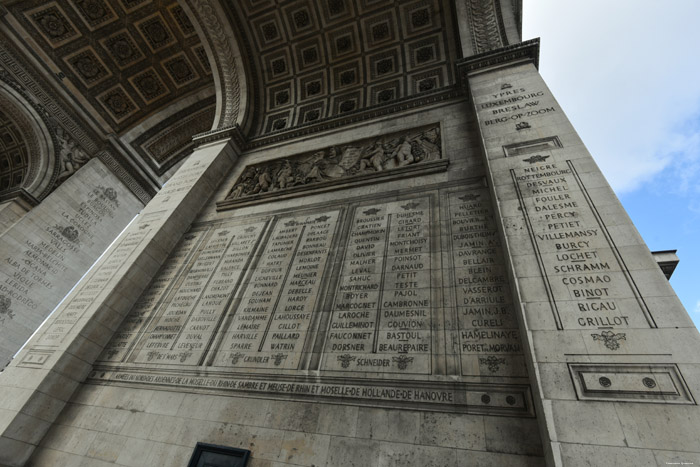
top-left (322, 198), bottom-right (432, 374)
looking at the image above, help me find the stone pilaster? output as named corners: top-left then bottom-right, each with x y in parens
top-left (0, 137), bottom-right (241, 466)
top-left (0, 159), bottom-right (143, 369)
top-left (465, 46), bottom-right (700, 465)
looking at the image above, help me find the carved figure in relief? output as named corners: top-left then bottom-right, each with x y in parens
top-left (359, 141), bottom-right (386, 172)
top-left (392, 137), bottom-right (415, 167)
top-left (417, 127), bottom-right (440, 160)
top-left (276, 161), bottom-right (295, 189)
top-left (229, 167), bottom-right (255, 198)
top-left (226, 125), bottom-right (441, 199)
top-left (56, 128), bottom-right (90, 185)
top-left (253, 167), bottom-right (273, 193)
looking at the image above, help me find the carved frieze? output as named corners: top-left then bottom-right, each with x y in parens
top-left (186, 0), bottom-right (242, 128)
top-left (221, 124), bottom-right (443, 207)
top-left (467, 0), bottom-right (507, 54)
top-left (54, 127), bottom-right (91, 187)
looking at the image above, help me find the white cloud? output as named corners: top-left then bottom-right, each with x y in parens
top-left (694, 300), bottom-right (700, 314)
top-left (523, 0), bottom-right (700, 193)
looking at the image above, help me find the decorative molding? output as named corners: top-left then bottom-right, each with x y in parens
top-left (98, 151), bottom-right (153, 205)
top-left (192, 123), bottom-right (246, 149)
top-left (142, 105), bottom-right (214, 170)
top-left (191, 86), bottom-right (460, 152)
top-left (0, 91), bottom-right (40, 188)
top-left (186, 0), bottom-right (242, 128)
top-left (569, 363), bottom-right (696, 404)
top-left (456, 38), bottom-right (539, 85)
top-left (467, 0), bottom-right (507, 53)
top-left (0, 187), bottom-right (39, 207)
top-left (0, 42), bottom-right (100, 156)
top-left (246, 87), bottom-right (460, 149)
top-left (88, 367), bottom-right (535, 417)
top-left (511, 0), bottom-right (522, 39)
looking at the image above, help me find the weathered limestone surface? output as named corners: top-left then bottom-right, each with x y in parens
top-left (0, 159), bottom-right (143, 368)
top-left (0, 139), bottom-right (240, 466)
top-left (2, 45), bottom-right (698, 467)
top-left (467, 58), bottom-right (700, 465)
top-left (13, 103), bottom-right (548, 466)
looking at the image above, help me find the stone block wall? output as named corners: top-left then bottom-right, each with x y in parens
top-left (22, 100), bottom-right (547, 466)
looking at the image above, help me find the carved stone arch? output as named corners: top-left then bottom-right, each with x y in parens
top-left (0, 81), bottom-right (55, 202)
top-left (178, 0), bottom-right (252, 133)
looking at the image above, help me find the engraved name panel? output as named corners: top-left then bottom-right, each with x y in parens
top-left (210, 210), bottom-right (340, 370)
top-left (125, 222), bottom-right (267, 364)
top-left (512, 160), bottom-right (654, 330)
top-left (447, 189), bottom-right (526, 377)
top-left (37, 228), bottom-right (151, 345)
top-left (321, 198), bottom-right (432, 374)
top-left (98, 230), bottom-right (206, 362)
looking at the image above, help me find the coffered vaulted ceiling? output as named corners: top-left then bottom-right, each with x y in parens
top-left (2, 0), bottom-right (463, 179)
top-left (0, 109), bottom-right (29, 192)
top-left (223, 0), bottom-right (460, 136)
top-left (7, 0), bottom-right (214, 134)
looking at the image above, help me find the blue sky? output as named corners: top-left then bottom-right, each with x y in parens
top-left (523, 1), bottom-right (700, 330)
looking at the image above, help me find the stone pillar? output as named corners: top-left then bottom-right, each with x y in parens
top-left (464, 43), bottom-right (700, 466)
top-left (0, 136), bottom-right (240, 466)
top-left (0, 159), bottom-right (144, 368)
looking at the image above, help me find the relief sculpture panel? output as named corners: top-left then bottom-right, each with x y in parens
top-left (218, 124), bottom-right (445, 208)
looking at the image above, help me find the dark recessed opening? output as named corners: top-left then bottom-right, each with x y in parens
top-left (187, 442), bottom-right (251, 467)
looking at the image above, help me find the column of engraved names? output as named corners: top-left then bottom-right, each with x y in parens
top-left (513, 160), bottom-right (646, 329)
top-left (99, 231), bottom-right (205, 362)
top-left (133, 223), bottom-right (265, 365)
top-left (448, 190), bottom-right (525, 376)
top-left (212, 211), bottom-right (339, 370)
top-left (323, 198), bottom-right (431, 374)
top-left (1, 186), bottom-right (120, 328)
top-left (478, 83), bottom-right (555, 129)
top-left (37, 229), bottom-right (150, 345)
top-left (169, 223), bottom-right (265, 365)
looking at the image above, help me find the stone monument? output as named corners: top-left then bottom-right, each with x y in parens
top-left (0, 1), bottom-right (698, 466)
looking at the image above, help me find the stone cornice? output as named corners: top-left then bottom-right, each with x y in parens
top-left (192, 124), bottom-right (247, 150)
top-left (193, 86), bottom-right (462, 151)
top-left (0, 187), bottom-right (39, 208)
top-left (98, 149), bottom-right (155, 205)
top-left (457, 38), bottom-right (540, 86)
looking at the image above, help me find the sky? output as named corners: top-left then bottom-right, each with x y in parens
top-left (522, 1), bottom-right (700, 330)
